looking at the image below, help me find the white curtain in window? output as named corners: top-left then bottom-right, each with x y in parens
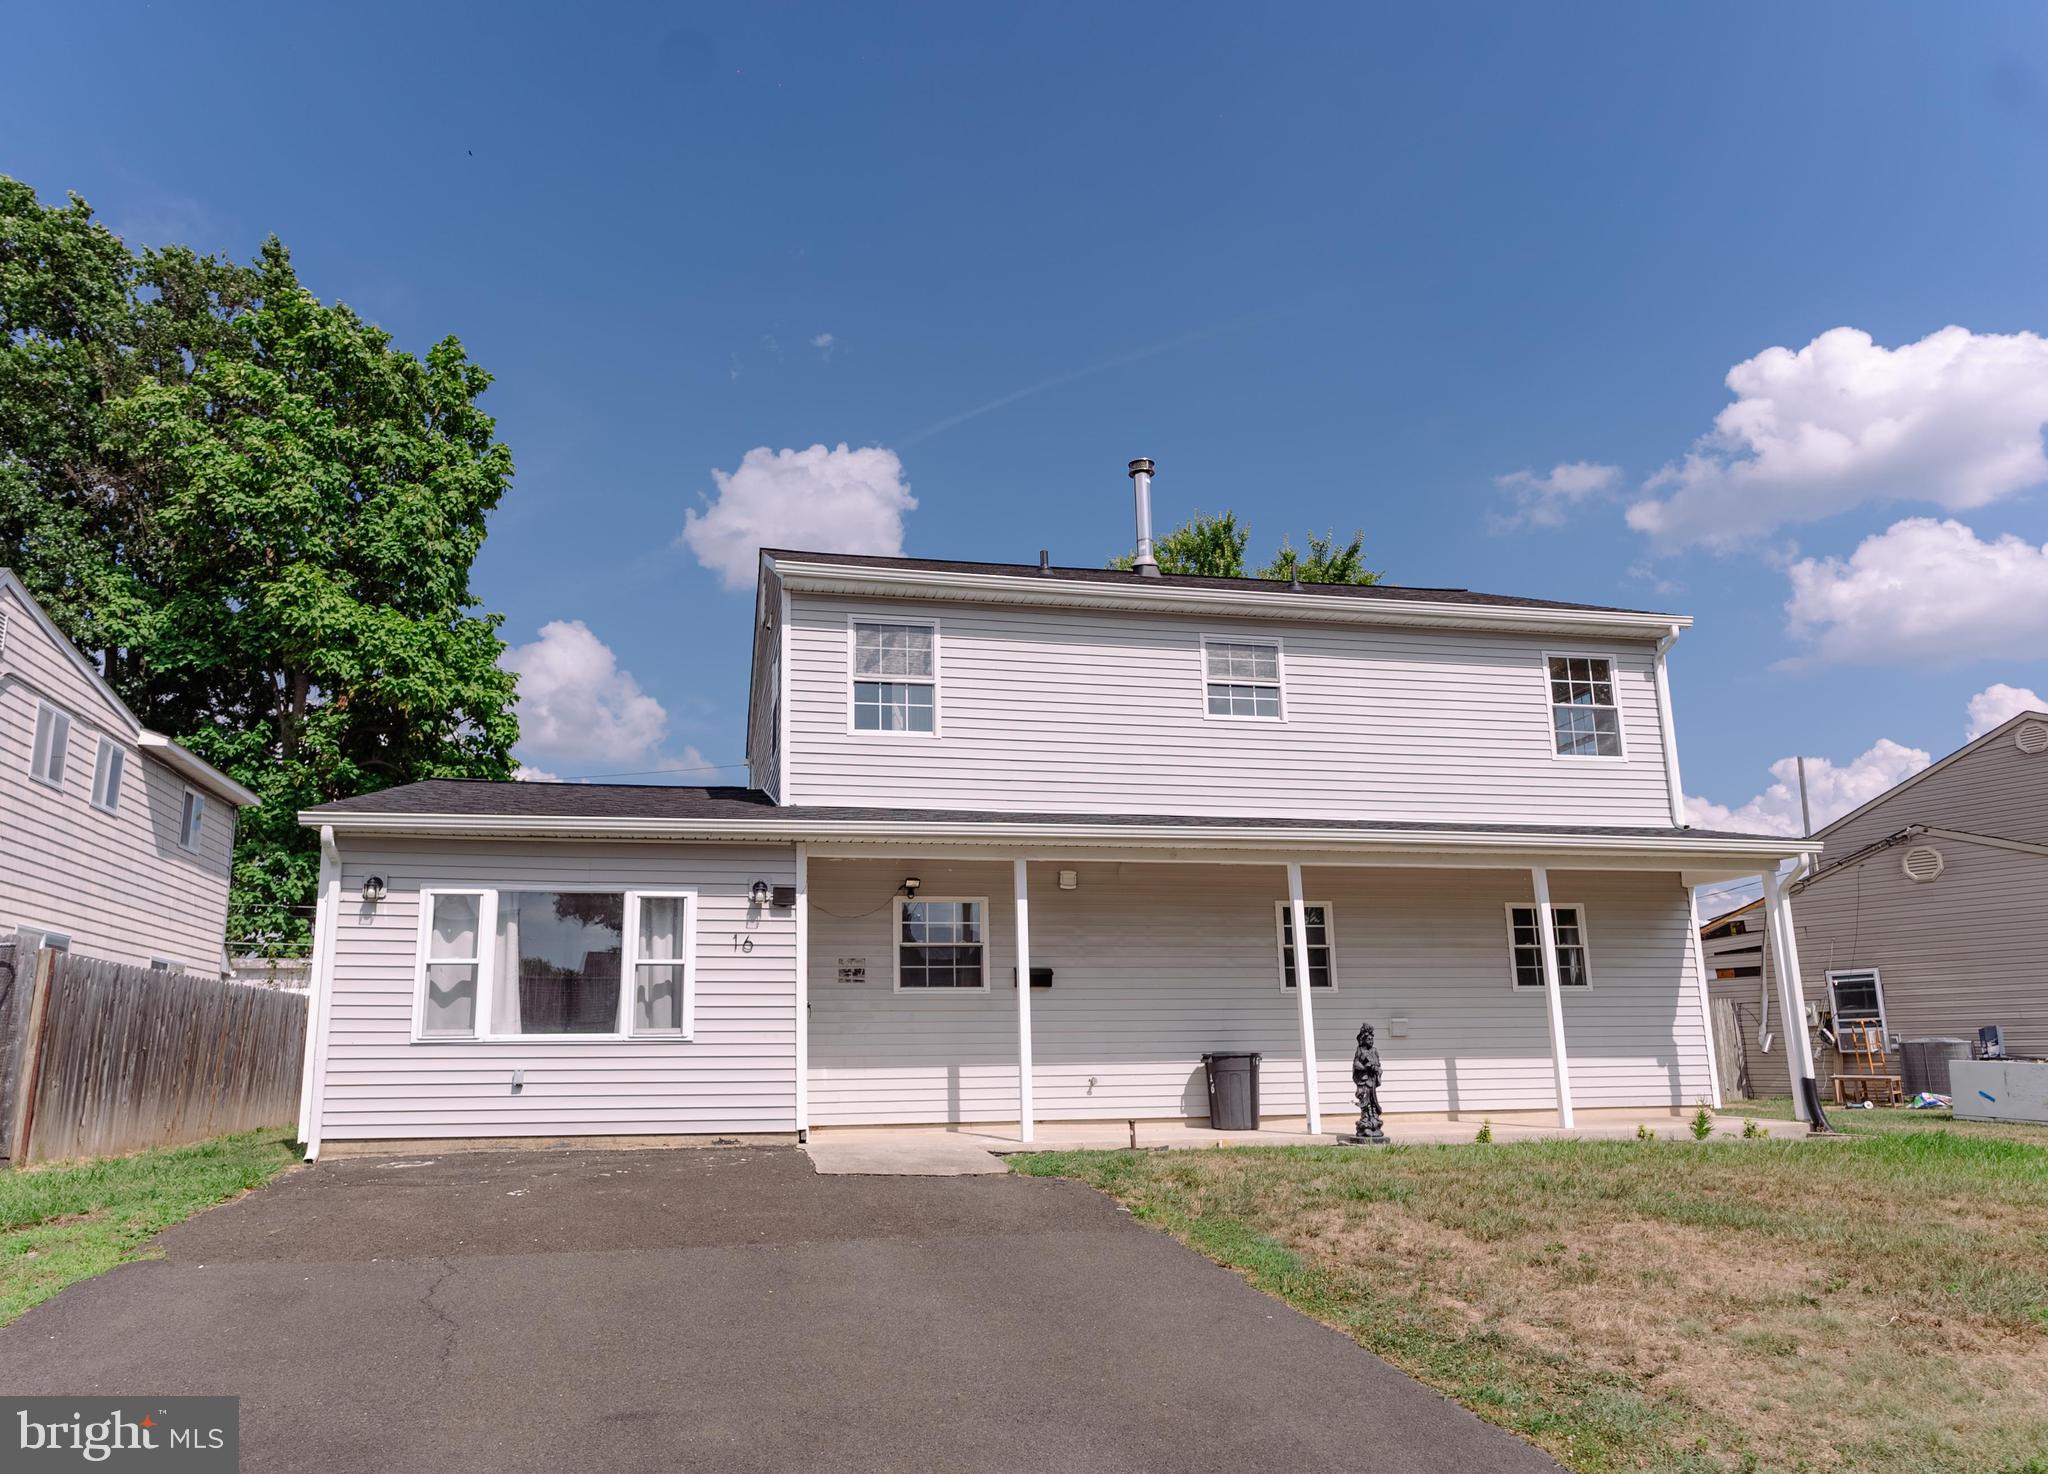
top-left (492, 897), bottom-right (523, 1036)
top-left (636, 896), bottom-right (685, 1031)
top-left (423, 893), bottom-right (480, 1036)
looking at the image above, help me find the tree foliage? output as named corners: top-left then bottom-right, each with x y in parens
top-left (0, 178), bottom-right (518, 954)
top-left (1111, 511), bottom-right (1379, 584)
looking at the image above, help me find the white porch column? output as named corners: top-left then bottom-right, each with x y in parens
top-left (1530, 865), bottom-right (1575, 1129)
top-left (1684, 886), bottom-right (1724, 1110)
top-left (794, 845), bottom-right (810, 1141)
top-left (1285, 862), bottom-right (1323, 1135)
top-left (1014, 858), bottom-right (1034, 1144)
top-left (1764, 869), bottom-right (1819, 1122)
top-left (296, 825), bottom-right (339, 1144)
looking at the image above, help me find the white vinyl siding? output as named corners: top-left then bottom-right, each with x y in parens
top-left (0, 584), bottom-right (237, 972)
top-left (314, 839), bottom-right (795, 1141)
top-left (787, 594), bottom-right (1674, 823)
top-left (807, 860), bottom-right (1710, 1125)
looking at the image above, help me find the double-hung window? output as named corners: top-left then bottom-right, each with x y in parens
top-left (1547, 655), bottom-right (1623, 757)
top-left (30, 702), bottom-right (70, 787)
top-left (91, 737), bottom-right (125, 813)
top-left (1204, 638), bottom-right (1283, 719)
top-left (1275, 902), bottom-right (1337, 990)
top-left (179, 789), bottom-right (206, 850)
top-left (1827, 969), bottom-right (1886, 1042)
top-left (1507, 903), bottom-right (1591, 990)
top-left (851, 620), bottom-right (937, 732)
top-left (415, 887), bottom-right (698, 1041)
top-left (894, 897), bottom-right (988, 990)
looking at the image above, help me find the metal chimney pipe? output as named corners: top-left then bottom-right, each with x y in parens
top-left (1128, 458), bottom-right (1160, 578)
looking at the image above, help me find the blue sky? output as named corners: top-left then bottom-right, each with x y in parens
top-left (10, 3), bottom-right (2048, 830)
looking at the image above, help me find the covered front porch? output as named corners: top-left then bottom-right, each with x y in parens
top-left (791, 828), bottom-right (1818, 1143)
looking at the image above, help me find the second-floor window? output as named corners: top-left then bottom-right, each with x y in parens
top-left (1204, 638), bottom-right (1284, 719)
top-left (91, 737), bottom-right (125, 812)
top-left (1548, 655), bottom-right (1623, 757)
top-left (30, 701), bottom-right (71, 787)
top-left (179, 789), bottom-right (206, 851)
top-left (851, 619), bottom-right (937, 733)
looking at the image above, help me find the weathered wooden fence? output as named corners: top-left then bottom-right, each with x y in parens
top-left (3, 951), bottom-right (307, 1165)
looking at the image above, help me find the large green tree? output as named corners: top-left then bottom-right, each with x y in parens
top-left (1113, 512), bottom-right (1380, 584)
top-left (1, 178), bottom-right (518, 954)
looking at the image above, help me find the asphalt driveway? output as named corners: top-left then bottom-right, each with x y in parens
top-left (0, 1147), bottom-right (1558, 1473)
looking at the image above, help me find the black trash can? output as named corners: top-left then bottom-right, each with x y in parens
top-left (1202, 1051), bottom-right (1262, 1131)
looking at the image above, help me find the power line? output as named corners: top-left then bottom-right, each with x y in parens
top-left (546, 758), bottom-right (749, 782)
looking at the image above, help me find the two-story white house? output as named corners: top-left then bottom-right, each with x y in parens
top-left (294, 470), bottom-right (1825, 1157)
top-left (1, 569), bottom-right (258, 974)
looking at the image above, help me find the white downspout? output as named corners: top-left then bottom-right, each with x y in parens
top-left (1762, 870), bottom-right (1808, 1123)
top-left (1531, 865), bottom-right (1575, 1129)
top-left (301, 825), bottom-right (343, 1159)
top-left (1014, 858), bottom-right (1034, 1144)
top-left (794, 844), bottom-right (809, 1142)
top-left (295, 825), bottom-right (339, 1143)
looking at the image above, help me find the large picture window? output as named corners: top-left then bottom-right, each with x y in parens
top-left (414, 887), bottom-right (697, 1040)
top-left (1275, 902), bottom-right (1337, 990)
top-left (1507, 903), bottom-right (1591, 990)
top-left (894, 897), bottom-right (988, 991)
top-left (851, 620), bottom-right (937, 732)
top-left (1547, 654), bottom-right (1623, 757)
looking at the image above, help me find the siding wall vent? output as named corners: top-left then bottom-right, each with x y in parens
top-left (2015, 719), bottom-right (2048, 755)
top-left (1900, 845), bottom-right (1945, 883)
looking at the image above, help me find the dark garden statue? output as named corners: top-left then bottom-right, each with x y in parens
top-left (1339, 1022), bottom-right (1389, 1146)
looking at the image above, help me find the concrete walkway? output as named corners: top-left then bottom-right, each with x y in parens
top-left (804, 1107), bottom-right (1812, 1175)
top-left (0, 1146), bottom-right (1561, 1473)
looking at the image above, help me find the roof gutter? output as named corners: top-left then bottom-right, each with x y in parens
top-left (767, 557), bottom-right (1693, 639)
top-left (137, 732), bottom-right (261, 807)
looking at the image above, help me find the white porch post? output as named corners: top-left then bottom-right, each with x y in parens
top-left (296, 825), bottom-right (339, 1145)
top-left (1014, 858), bottom-right (1034, 1144)
top-left (1684, 886), bottom-right (1724, 1110)
top-left (794, 845), bottom-right (810, 1141)
top-left (1530, 865), bottom-right (1575, 1129)
top-left (1764, 869), bottom-right (1818, 1121)
top-left (1285, 862), bottom-right (1323, 1135)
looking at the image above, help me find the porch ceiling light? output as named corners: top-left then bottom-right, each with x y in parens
top-left (1058, 869), bottom-right (1079, 890)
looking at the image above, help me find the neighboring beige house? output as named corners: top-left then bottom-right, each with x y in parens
top-left (0, 570), bottom-right (258, 974)
top-left (294, 473), bottom-right (1822, 1157)
top-left (1707, 710), bottom-right (2048, 1099)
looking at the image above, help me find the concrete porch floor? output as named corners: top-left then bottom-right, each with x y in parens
top-left (803, 1107), bottom-right (1813, 1175)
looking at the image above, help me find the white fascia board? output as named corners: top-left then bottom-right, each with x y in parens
top-left (768, 558), bottom-right (1693, 640)
top-left (298, 808), bottom-right (1813, 865)
top-left (138, 732), bottom-right (262, 807)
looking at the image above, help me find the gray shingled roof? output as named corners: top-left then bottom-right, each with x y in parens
top-left (763, 548), bottom-right (1679, 619)
top-left (305, 779), bottom-right (1784, 843)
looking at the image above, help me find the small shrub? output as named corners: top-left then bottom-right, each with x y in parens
top-left (1691, 1104), bottom-right (1715, 1141)
top-left (1475, 1120), bottom-right (1493, 1144)
top-left (1636, 1123), bottom-right (1656, 1142)
top-left (1742, 1118), bottom-right (1764, 1140)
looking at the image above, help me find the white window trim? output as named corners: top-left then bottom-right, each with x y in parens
top-left (1272, 899), bottom-right (1338, 991)
top-left (12, 924), bottom-right (72, 954)
top-left (412, 886), bottom-right (700, 1044)
top-left (623, 889), bottom-right (699, 1039)
top-left (891, 894), bottom-right (991, 993)
top-left (1504, 900), bottom-right (1594, 992)
top-left (845, 612), bottom-right (943, 738)
top-left (178, 787), bottom-right (206, 851)
top-left (91, 735), bottom-right (126, 814)
top-left (30, 700), bottom-right (71, 789)
top-left (1199, 633), bottom-right (1288, 723)
top-left (1543, 650), bottom-right (1630, 762)
top-left (1825, 967), bottom-right (1888, 1044)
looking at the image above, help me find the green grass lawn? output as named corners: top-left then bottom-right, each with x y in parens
top-left (0, 1130), bottom-right (300, 1325)
top-left (1012, 1111), bottom-right (2048, 1474)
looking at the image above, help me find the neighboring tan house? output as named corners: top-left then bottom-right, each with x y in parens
top-left (0, 570), bottom-right (258, 974)
top-left (1709, 710), bottom-right (2048, 1099)
top-left (293, 472), bottom-right (1819, 1157)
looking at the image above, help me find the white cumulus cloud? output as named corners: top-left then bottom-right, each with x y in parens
top-left (1784, 517), bottom-right (2048, 665)
top-left (512, 764), bottom-right (562, 783)
top-left (1626, 326), bottom-right (2048, 549)
top-left (682, 443), bottom-right (915, 590)
top-left (1965, 682), bottom-right (2048, 739)
top-left (1686, 738), bottom-right (1932, 837)
top-left (502, 620), bottom-right (668, 765)
top-left (1489, 462), bottom-right (1620, 531)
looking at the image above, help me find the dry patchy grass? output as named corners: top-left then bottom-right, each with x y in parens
top-left (1013, 1117), bottom-right (2048, 1474)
